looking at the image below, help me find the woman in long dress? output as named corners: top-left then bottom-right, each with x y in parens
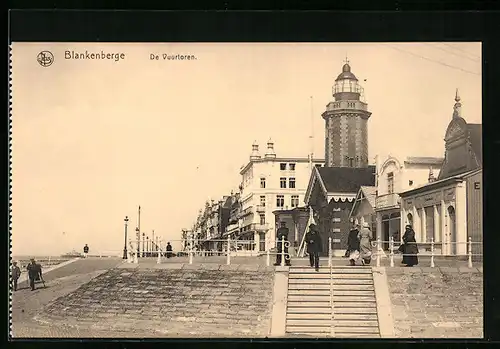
top-left (402, 225), bottom-right (419, 267)
top-left (358, 222), bottom-right (373, 265)
top-left (347, 223), bottom-right (360, 266)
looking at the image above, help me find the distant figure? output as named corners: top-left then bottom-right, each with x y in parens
top-left (26, 258), bottom-right (42, 291)
top-left (305, 224), bottom-right (322, 271)
top-left (358, 222), bottom-right (373, 265)
top-left (166, 242), bottom-right (173, 258)
top-left (402, 225), bottom-right (419, 267)
top-left (347, 223), bottom-right (361, 266)
top-left (274, 222), bottom-right (291, 266)
top-left (83, 244), bottom-right (89, 258)
top-left (11, 261), bottom-right (21, 291)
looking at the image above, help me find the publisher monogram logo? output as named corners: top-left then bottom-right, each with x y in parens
top-left (37, 51), bottom-right (54, 67)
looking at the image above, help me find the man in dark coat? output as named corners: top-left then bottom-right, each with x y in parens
top-left (274, 222), bottom-right (291, 266)
top-left (83, 244), bottom-right (89, 258)
top-left (402, 225), bottom-right (419, 267)
top-left (11, 261), bottom-right (21, 291)
top-left (305, 224), bottom-right (322, 271)
top-left (166, 242), bottom-right (173, 258)
top-left (26, 258), bottom-right (42, 291)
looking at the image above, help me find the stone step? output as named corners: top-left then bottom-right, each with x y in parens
top-left (288, 284), bottom-right (375, 291)
top-left (286, 326), bottom-right (331, 333)
top-left (286, 301), bottom-right (331, 308)
top-left (290, 268), bottom-right (372, 274)
top-left (286, 319), bottom-right (332, 327)
top-left (286, 313), bottom-right (331, 320)
top-left (333, 308), bottom-right (377, 314)
top-left (287, 295), bottom-right (331, 302)
top-left (288, 273), bottom-right (373, 280)
top-left (287, 307), bottom-right (331, 314)
top-left (288, 289), bottom-right (330, 296)
top-left (334, 313), bottom-right (378, 321)
top-left (332, 296), bottom-right (377, 302)
top-left (334, 333), bottom-right (381, 338)
top-left (333, 302), bottom-right (377, 308)
top-left (332, 290), bottom-right (375, 296)
top-left (334, 327), bottom-right (380, 334)
top-left (332, 320), bottom-right (379, 327)
top-left (289, 278), bottom-right (373, 285)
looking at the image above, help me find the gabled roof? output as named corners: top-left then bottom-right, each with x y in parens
top-left (350, 185), bottom-right (377, 217)
top-left (467, 123), bottom-right (482, 165)
top-left (305, 165), bottom-right (376, 205)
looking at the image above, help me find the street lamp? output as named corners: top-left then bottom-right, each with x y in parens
top-left (123, 216), bottom-right (129, 259)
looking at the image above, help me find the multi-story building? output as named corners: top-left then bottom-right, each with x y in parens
top-left (237, 140), bottom-right (324, 252)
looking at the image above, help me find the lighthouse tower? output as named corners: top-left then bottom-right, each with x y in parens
top-left (322, 59), bottom-right (372, 168)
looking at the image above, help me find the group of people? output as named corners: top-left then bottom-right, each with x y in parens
top-left (272, 220), bottom-right (419, 269)
top-left (11, 258), bottom-right (44, 291)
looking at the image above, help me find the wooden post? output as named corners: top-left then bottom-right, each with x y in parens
top-left (328, 237), bottom-right (332, 268)
top-left (389, 236), bottom-right (394, 267)
top-left (280, 236), bottom-right (285, 267)
top-left (376, 238), bottom-right (381, 267)
top-left (430, 237), bottom-right (435, 268)
top-left (226, 236), bottom-right (231, 265)
top-left (468, 236), bottom-right (473, 268)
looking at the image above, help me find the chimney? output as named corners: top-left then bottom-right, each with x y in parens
top-left (264, 138), bottom-right (276, 159)
top-left (250, 141), bottom-right (261, 160)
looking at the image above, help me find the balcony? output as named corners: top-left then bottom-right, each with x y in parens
top-left (376, 193), bottom-right (401, 210)
top-left (226, 223), bottom-right (240, 234)
top-left (256, 205), bottom-right (266, 213)
top-left (253, 223), bottom-right (270, 231)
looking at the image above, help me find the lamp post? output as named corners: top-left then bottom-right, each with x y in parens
top-left (135, 227), bottom-right (140, 257)
top-left (123, 216), bottom-right (129, 259)
top-left (146, 236), bottom-right (150, 257)
top-left (142, 232), bottom-right (146, 257)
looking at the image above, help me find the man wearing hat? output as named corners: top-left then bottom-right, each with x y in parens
top-left (11, 261), bottom-right (21, 291)
top-left (26, 258), bottom-right (42, 291)
top-left (305, 223), bottom-right (322, 271)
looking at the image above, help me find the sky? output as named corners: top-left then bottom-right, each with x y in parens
top-left (10, 42), bottom-right (481, 256)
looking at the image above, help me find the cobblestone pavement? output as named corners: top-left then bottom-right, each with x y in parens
top-left (11, 258), bottom-right (124, 338)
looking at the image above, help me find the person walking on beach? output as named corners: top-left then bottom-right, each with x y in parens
top-left (11, 261), bottom-right (21, 291)
top-left (358, 222), bottom-right (373, 265)
top-left (83, 244), bottom-right (89, 258)
top-left (26, 258), bottom-right (42, 291)
top-left (402, 225), bottom-right (419, 267)
top-left (305, 223), bottom-right (322, 271)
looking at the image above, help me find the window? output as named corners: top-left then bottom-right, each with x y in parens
top-left (280, 177), bottom-right (287, 188)
top-left (387, 172), bottom-right (394, 194)
top-left (259, 232), bottom-right (266, 251)
top-left (260, 177), bottom-right (266, 188)
top-left (289, 177), bottom-right (296, 189)
top-left (280, 163), bottom-right (287, 171)
top-left (260, 195), bottom-right (266, 207)
top-left (259, 214), bottom-right (266, 225)
top-left (291, 195), bottom-right (299, 208)
top-left (276, 195), bottom-right (284, 208)
top-left (289, 163), bottom-right (296, 171)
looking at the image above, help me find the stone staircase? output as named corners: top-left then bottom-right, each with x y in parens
top-left (285, 266), bottom-right (380, 338)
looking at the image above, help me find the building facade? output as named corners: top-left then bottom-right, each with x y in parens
top-left (323, 60), bottom-right (371, 167)
top-left (238, 140), bottom-right (324, 252)
top-left (349, 155), bottom-right (444, 250)
top-left (399, 91), bottom-right (482, 257)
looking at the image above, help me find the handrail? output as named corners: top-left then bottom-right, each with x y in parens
top-left (328, 237), bottom-right (334, 337)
